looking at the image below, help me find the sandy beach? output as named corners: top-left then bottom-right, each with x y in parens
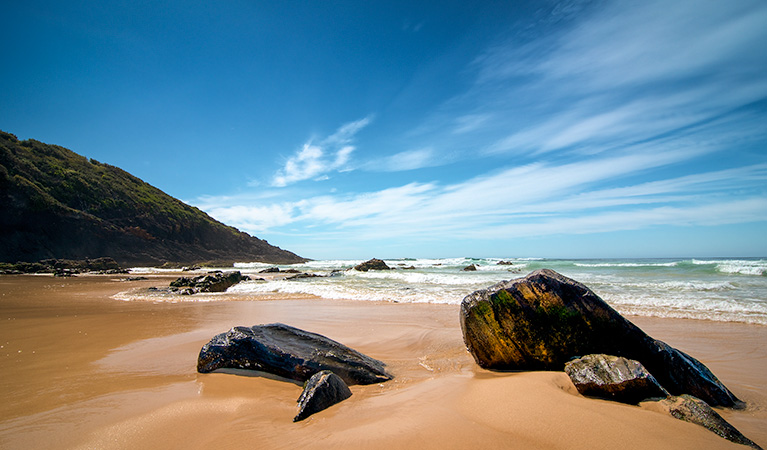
top-left (1, 274), bottom-right (765, 449)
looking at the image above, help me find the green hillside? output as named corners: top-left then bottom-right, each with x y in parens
top-left (0, 131), bottom-right (305, 265)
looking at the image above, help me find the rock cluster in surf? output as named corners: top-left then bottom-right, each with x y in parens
top-left (169, 270), bottom-right (248, 295)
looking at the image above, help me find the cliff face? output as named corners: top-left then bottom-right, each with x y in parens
top-left (0, 131), bottom-right (306, 265)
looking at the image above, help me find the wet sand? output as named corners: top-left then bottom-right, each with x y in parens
top-left (1, 274), bottom-right (765, 449)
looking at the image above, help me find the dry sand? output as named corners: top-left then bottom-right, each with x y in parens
top-left (0, 274), bottom-right (765, 449)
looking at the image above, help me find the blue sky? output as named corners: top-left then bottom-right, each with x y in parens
top-left (3, 0), bottom-right (766, 259)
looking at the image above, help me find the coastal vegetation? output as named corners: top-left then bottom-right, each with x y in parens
top-left (0, 130), bottom-right (305, 265)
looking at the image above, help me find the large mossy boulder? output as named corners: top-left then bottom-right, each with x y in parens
top-left (564, 354), bottom-right (668, 404)
top-left (197, 323), bottom-right (393, 385)
top-left (459, 269), bottom-right (741, 407)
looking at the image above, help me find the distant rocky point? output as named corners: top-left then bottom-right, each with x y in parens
top-left (0, 131), bottom-right (305, 266)
top-left (0, 257), bottom-right (128, 275)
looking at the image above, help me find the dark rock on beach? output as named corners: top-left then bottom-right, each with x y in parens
top-left (354, 258), bottom-right (391, 271)
top-left (54, 268), bottom-right (77, 277)
top-left (294, 370), bottom-right (353, 422)
top-left (564, 354), bottom-right (668, 404)
top-left (459, 269), bottom-right (741, 407)
top-left (197, 323), bottom-right (393, 385)
top-left (462, 264), bottom-right (478, 271)
top-left (170, 271), bottom-right (247, 294)
top-left (644, 395), bottom-right (762, 449)
top-left (121, 276), bottom-right (148, 281)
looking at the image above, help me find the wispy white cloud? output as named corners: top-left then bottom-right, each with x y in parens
top-left (198, 145), bottom-right (767, 242)
top-left (324, 117), bottom-right (372, 146)
top-left (272, 116), bottom-right (372, 187)
top-left (196, 0), bottom-right (767, 256)
top-left (477, 0), bottom-right (767, 89)
top-left (371, 147), bottom-right (440, 172)
top-left (452, 114), bottom-right (491, 134)
top-left (462, 0), bottom-right (767, 158)
top-left (205, 203), bottom-right (300, 233)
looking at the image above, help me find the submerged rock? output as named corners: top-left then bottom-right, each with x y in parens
top-left (459, 269), bottom-right (741, 407)
top-left (294, 370), bottom-right (352, 422)
top-left (564, 354), bottom-right (668, 404)
top-left (354, 258), bottom-right (391, 271)
top-left (286, 272), bottom-right (325, 280)
top-left (197, 323), bottom-right (392, 385)
top-left (644, 395), bottom-right (762, 449)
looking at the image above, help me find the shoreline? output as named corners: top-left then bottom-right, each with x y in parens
top-left (1, 274), bottom-right (765, 449)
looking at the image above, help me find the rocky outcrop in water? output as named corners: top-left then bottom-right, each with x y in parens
top-left (462, 264), bottom-right (478, 271)
top-left (564, 354), bottom-right (668, 404)
top-left (459, 269), bottom-right (741, 407)
top-left (643, 395), bottom-right (762, 449)
top-left (197, 323), bottom-right (393, 385)
top-left (286, 272), bottom-right (326, 280)
top-left (354, 258), bottom-right (391, 271)
top-left (170, 271), bottom-right (247, 294)
top-left (294, 370), bottom-right (353, 422)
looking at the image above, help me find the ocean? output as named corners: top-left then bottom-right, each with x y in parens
top-left (130, 257), bottom-right (767, 325)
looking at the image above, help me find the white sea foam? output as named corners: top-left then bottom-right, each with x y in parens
top-left (128, 267), bottom-right (187, 274)
top-left (692, 259), bottom-right (767, 276)
top-left (125, 257), bottom-right (767, 325)
top-left (574, 262), bottom-right (679, 268)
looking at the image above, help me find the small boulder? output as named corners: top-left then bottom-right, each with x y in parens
top-left (643, 395), bottom-right (762, 449)
top-left (462, 264), bottom-right (478, 271)
top-left (354, 258), bottom-right (391, 271)
top-left (259, 267), bottom-right (281, 273)
top-left (294, 370), bottom-right (352, 422)
top-left (197, 323), bottom-right (392, 385)
top-left (564, 354), bottom-right (668, 404)
top-left (496, 260), bottom-right (514, 265)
